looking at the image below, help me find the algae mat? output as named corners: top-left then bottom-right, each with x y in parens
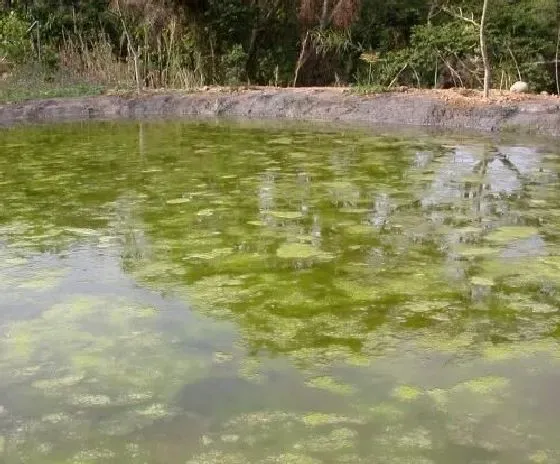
top-left (0, 121), bottom-right (560, 463)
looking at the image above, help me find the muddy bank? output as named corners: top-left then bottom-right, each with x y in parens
top-left (0, 88), bottom-right (559, 136)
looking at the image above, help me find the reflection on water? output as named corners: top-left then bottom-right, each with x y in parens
top-left (0, 121), bottom-right (560, 463)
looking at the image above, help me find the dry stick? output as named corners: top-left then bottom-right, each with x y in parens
top-left (438, 52), bottom-right (464, 87)
top-left (441, 6), bottom-right (479, 28)
top-left (433, 56), bottom-right (438, 89)
top-left (443, 58), bottom-right (464, 87)
top-left (209, 35), bottom-right (215, 84)
top-left (293, 31), bottom-right (310, 87)
top-left (143, 24), bottom-right (149, 87)
top-left (72, 8), bottom-right (88, 72)
top-left (36, 21), bottom-right (41, 65)
top-left (388, 63), bottom-right (408, 88)
top-left (168, 20), bottom-right (176, 87)
top-left (506, 43), bottom-right (522, 81)
top-left (27, 20), bottom-right (42, 66)
top-left (453, 53), bottom-right (483, 87)
top-left (412, 67), bottom-right (421, 88)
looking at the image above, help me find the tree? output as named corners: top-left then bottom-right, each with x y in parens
top-left (293, 0), bottom-right (360, 86)
top-left (480, 0), bottom-right (490, 97)
top-left (554, 10), bottom-right (560, 95)
top-left (442, 0), bottom-right (491, 97)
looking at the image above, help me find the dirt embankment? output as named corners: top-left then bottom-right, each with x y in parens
top-left (0, 87), bottom-right (559, 136)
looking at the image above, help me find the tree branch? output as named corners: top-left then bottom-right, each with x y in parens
top-left (441, 6), bottom-right (480, 28)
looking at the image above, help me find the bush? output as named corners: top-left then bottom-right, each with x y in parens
top-left (221, 44), bottom-right (248, 85)
top-left (0, 11), bottom-right (32, 63)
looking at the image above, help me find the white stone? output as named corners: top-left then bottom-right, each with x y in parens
top-left (510, 81), bottom-right (529, 93)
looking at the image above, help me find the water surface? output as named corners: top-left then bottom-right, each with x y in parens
top-left (1, 121), bottom-right (560, 463)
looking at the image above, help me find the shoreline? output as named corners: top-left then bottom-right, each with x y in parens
top-left (0, 87), bottom-right (559, 136)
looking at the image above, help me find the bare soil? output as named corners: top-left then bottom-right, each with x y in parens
top-left (0, 86), bottom-right (559, 136)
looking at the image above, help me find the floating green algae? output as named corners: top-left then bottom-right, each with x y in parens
top-left (486, 226), bottom-right (539, 244)
top-left (184, 247), bottom-right (234, 260)
top-left (166, 197), bottom-right (191, 204)
top-left (305, 376), bottom-right (357, 396)
top-left (197, 208), bottom-right (215, 217)
top-left (344, 224), bottom-right (377, 235)
top-left (294, 427), bottom-right (358, 452)
top-left (262, 453), bottom-right (323, 464)
top-left (301, 413), bottom-right (364, 427)
top-left (483, 339), bottom-right (560, 361)
top-left (380, 426), bottom-right (433, 451)
top-left (339, 208), bottom-right (371, 214)
top-left (16, 268), bottom-right (67, 291)
top-left (267, 136), bottom-right (293, 145)
top-left (71, 448), bottom-right (116, 462)
top-left (391, 385), bottom-right (423, 402)
top-left (238, 357), bottom-right (265, 384)
top-left (69, 394), bottom-right (112, 407)
top-left (2, 121), bottom-right (560, 463)
top-left (32, 374), bottom-right (85, 391)
top-left (529, 450), bottom-right (558, 463)
top-left (269, 211), bottom-right (304, 220)
top-left (469, 276), bottom-right (495, 287)
top-left (369, 403), bottom-right (406, 422)
top-left (455, 245), bottom-right (499, 258)
top-left (459, 376), bottom-right (510, 395)
top-left (276, 243), bottom-right (334, 260)
top-left (187, 275), bottom-right (249, 306)
top-left (334, 279), bottom-right (379, 301)
top-left (399, 300), bottom-right (451, 314)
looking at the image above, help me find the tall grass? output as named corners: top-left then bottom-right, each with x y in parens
top-left (1, 21), bottom-right (206, 103)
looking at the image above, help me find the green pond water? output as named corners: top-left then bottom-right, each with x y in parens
top-left (0, 120), bottom-right (560, 464)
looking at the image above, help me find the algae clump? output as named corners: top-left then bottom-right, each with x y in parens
top-left (276, 243), bottom-right (334, 260)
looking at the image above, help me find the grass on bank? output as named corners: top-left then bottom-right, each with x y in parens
top-left (0, 77), bottom-right (105, 103)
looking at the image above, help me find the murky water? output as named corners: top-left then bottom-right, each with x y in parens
top-left (1, 120), bottom-right (560, 464)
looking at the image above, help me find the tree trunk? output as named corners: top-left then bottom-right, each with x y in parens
top-left (245, 26), bottom-right (260, 83)
top-left (480, 0), bottom-right (490, 98)
top-left (554, 12), bottom-right (560, 95)
top-left (320, 0), bottom-right (329, 30)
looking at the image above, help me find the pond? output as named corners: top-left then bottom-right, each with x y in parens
top-left (0, 120), bottom-right (559, 464)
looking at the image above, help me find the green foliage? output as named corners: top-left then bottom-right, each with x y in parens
top-left (221, 43), bottom-right (248, 85)
top-left (357, 21), bottom-right (479, 88)
top-left (488, 0), bottom-right (558, 91)
top-left (0, 11), bottom-right (31, 63)
top-left (0, 0), bottom-right (558, 91)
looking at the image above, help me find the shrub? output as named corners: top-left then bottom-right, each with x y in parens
top-left (0, 11), bottom-right (32, 63)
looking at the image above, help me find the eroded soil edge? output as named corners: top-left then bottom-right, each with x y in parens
top-left (0, 88), bottom-right (559, 136)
